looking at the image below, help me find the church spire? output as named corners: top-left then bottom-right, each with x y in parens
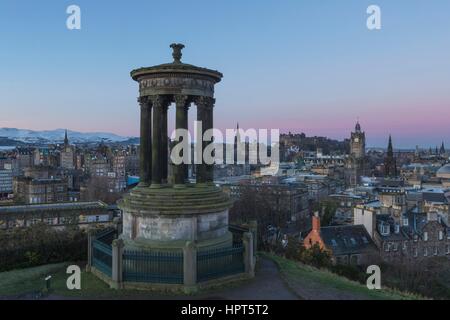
top-left (387, 135), bottom-right (393, 155)
top-left (64, 129), bottom-right (69, 146)
top-left (355, 120), bottom-right (361, 133)
top-left (384, 135), bottom-right (397, 177)
top-left (440, 141), bottom-right (446, 154)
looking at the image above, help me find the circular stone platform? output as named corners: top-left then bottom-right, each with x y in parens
top-left (118, 184), bottom-right (233, 251)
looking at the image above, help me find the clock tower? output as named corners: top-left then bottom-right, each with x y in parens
top-left (350, 121), bottom-right (365, 159)
top-left (345, 121), bottom-right (367, 186)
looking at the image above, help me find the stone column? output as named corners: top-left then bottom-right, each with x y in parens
top-left (161, 102), bottom-right (169, 184)
top-left (195, 96), bottom-right (215, 185)
top-left (204, 101), bottom-right (214, 183)
top-left (138, 97), bottom-right (152, 186)
top-left (243, 232), bottom-right (255, 278)
top-left (174, 95), bottom-right (190, 186)
top-left (150, 95), bottom-right (168, 187)
top-left (111, 239), bottom-right (124, 289)
top-left (183, 241), bottom-right (198, 293)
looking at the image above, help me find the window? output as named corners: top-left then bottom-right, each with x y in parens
top-left (350, 238), bottom-right (356, 245)
top-left (423, 232), bottom-right (428, 241)
top-left (413, 247), bottom-right (418, 257)
top-left (331, 239), bottom-right (337, 246)
top-left (402, 218), bottom-right (409, 227)
top-left (434, 247), bottom-right (438, 256)
top-left (438, 231), bottom-right (444, 241)
top-left (424, 248), bottom-right (428, 257)
top-left (447, 245), bottom-right (450, 255)
top-left (362, 236), bottom-right (369, 244)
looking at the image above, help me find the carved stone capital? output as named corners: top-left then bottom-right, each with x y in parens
top-left (194, 96), bottom-right (215, 109)
top-left (138, 96), bottom-right (149, 106)
top-left (174, 95), bottom-right (191, 109)
top-left (149, 95), bottom-right (170, 110)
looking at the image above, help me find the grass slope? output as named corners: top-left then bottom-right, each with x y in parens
top-left (263, 253), bottom-right (423, 300)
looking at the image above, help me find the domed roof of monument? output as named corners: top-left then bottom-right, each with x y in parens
top-left (130, 43), bottom-right (223, 82)
top-left (437, 164), bottom-right (450, 175)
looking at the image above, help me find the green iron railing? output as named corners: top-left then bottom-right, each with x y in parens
top-left (122, 250), bottom-right (183, 284)
top-left (197, 244), bottom-right (245, 282)
top-left (92, 239), bottom-right (112, 277)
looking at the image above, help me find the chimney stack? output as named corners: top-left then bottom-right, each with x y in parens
top-left (312, 211), bottom-right (321, 232)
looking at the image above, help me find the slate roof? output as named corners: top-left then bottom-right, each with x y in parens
top-left (320, 225), bottom-right (377, 256)
top-left (0, 201), bottom-right (108, 214)
top-left (423, 192), bottom-right (448, 204)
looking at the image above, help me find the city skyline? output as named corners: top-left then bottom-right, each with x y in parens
top-left (1, 1), bottom-right (450, 148)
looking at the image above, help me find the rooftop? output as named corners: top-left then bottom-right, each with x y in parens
top-left (0, 201), bottom-right (108, 214)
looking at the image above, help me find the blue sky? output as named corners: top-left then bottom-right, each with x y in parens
top-left (0, 0), bottom-right (449, 148)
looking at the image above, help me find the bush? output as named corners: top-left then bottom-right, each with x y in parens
top-left (0, 224), bottom-right (87, 272)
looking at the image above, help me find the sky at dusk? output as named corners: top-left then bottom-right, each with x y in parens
top-left (0, 0), bottom-right (449, 148)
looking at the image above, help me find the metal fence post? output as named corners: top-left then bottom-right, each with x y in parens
top-left (249, 220), bottom-right (258, 255)
top-left (243, 232), bottom-right (255, 277)
top-left (86, 229), bottom-right (96, 272)
top-left (111, 238), bottom-right (124, 289)
top-left (183, 241), bottom-right (198, 293)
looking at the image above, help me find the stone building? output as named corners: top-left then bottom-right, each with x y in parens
top-left (0, 201), bottom-right (114, 230)
top-left (60, 130), bottom-right (75, 169)
top-left (345, 121), bottom-right (368, 187)
top-left (13, 176), bottom-right (68, 204)
top-left (303, 213), bottom-right (379, 265)
top-left (0, 169), bottom-right (13, 198)
top-left (221, 177), bottom-right (309, 223)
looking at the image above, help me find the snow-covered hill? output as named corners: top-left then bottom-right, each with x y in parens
top-left (0, 128), bottom-right (131, 144)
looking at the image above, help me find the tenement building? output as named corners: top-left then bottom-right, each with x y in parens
top-left (13, 176), bottom-right (68, 204)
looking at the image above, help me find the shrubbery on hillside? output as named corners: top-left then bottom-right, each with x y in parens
top-left (0, 224), bottom-right (87, 272)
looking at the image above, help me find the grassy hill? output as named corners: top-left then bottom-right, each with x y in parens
top-left (263, 253), bottom-right (423, 300)
top-left (0, 256), bottom-right (424, 300)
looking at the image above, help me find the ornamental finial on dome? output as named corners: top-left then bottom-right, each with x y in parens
top-left (170, 43), bottom-right (185, 63)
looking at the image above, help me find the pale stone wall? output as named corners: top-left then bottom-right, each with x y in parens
top-left (121, 210), bottom-right (228, 242)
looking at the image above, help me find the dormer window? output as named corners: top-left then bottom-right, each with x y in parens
top-left (402, 217), bottom-right (409, 227)
top-left (380, 223), bottom-right (390, 236)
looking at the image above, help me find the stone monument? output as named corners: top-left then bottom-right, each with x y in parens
top-left (118, 43), bottom-right (233, 252)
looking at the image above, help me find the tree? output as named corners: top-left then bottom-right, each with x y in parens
top-left (82, 176), bottom-right (122, 204)
top-left (229, 185), bottom-right (281, 251)
top-left (312, 200), bottom-right (337, 226)
top-left (300, 243), bottom-right (332, 269)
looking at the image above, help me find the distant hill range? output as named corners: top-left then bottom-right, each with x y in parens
top-left (0, 128), bottom-right (136, 145)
